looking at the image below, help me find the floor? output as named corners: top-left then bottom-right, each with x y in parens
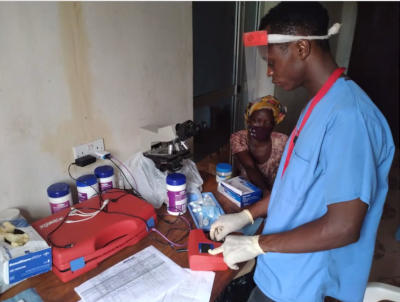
top-left (197, 146), bottom-right (400, 289)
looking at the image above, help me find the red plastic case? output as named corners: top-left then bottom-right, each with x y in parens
top-left (32, 192), bottom-right (157, 282)
top-left (188, 229), bottom-right (228, 271)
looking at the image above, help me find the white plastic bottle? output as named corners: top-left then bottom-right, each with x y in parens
top-left (166, 173), bottom-right (187, 215)
top-left (47, 182), bottom-right (72, 214)
top-left (76, 174), bottom-right (99, 202)
top-left (94, 165), bottom-right (115, 192)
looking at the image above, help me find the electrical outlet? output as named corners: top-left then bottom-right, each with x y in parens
top-left (72, 138), bottom-right (105, 159)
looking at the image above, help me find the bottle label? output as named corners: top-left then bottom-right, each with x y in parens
top-left (167, 190), bottom-right (187, 214)
top-left (100, 181), bottom-right (113, 192)
top-left (216, 174), bottom-right (232, 183)
top-left (78, 192), bottom-right (88, 202)
top-left (50, 200), bottom-right (70, 214)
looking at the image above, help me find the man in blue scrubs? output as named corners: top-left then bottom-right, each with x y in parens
top-left (209, 2), bottom-right (395, 302)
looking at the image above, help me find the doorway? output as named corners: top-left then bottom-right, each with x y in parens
top-left (192, 2), bottom-right (261, 163)
top-left (348, 2), bottom-right (399, 147)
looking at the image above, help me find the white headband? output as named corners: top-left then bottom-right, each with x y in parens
top-left (268, 23), bottom-right (341, 44)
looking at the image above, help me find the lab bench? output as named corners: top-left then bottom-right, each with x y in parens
top-left (1, 172), bottom-right (256, 302)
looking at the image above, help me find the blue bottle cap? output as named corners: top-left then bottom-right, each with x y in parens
top-left (76, 174), bottom-right (97, 187)
top-left (47, 182), bottom-right (70, 198)
top-left (94, 165), bottom-right (114, 178)
top-left (166, 173), bottom-right (186, 186)
top-left (216, 163), bottom-right (232, 173)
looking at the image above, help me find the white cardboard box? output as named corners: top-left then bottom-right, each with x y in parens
top-left (218, 176), bottom-right (262, 207)
top-left (1, 216), bottom-right (52, 290)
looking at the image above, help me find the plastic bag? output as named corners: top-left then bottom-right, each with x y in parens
top-left (124, 153), bottom-right (203, 208)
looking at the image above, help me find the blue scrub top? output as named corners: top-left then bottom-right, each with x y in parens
top-left (254, 77), bottom-right (395, 302)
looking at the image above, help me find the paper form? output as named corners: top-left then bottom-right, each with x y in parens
top-left (74, 245), bottom-right (188, 302)
top-left (156, 269), bottom-right (215, 302)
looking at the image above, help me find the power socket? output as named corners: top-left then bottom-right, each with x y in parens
top-left (72, 138), bottom-right (105, 160)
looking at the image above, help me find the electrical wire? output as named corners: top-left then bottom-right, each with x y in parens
top-left (57, 162), bottom-right (191, 249)
top-left (46, 211), bottom-right (74, 248)
top-left (151, 228), bottom-right (187, 248)
top-left (109, 155), bottom-right (139, 191)
top-left (158, 212), bottom-right (192, 230)
top-left (107, 157), bottom-right (142, 199)
top-left (65, 199), bottom-right (110, 224)
top-left (45, 190), bottom-right (191, 249)
top-left (152, 213), bottom-right (192, 248)
top-left (68, 162), bottom-right (104, 207)
top-left (50, 164), bottom-right (129, 246)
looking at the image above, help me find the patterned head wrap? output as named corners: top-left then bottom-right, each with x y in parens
top-left (244, 95), bottom-right (287, 126)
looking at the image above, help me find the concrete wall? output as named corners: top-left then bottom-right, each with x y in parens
top-left (0, 2), bottom-right (192, 219)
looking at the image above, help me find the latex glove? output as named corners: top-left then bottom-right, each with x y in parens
top-left (208, 235), bottom-right (264, 270)
top-left (209, 209), bottom-right (254, 241)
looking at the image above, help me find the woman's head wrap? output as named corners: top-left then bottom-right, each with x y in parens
top-left (245, 95), bottom-right (287, 126)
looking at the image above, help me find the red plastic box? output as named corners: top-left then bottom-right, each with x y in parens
top-left (32, 191), bottom-right (156, 282)
top-left (188, 229), bottom-right (228, 271)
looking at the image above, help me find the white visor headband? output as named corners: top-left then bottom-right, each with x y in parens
top-left (243, 23), bottom-right (341, 47)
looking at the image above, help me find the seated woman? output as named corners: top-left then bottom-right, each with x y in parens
top-left (231, 95), bottom-right (288, 191)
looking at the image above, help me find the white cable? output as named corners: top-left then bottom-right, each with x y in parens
top-left (65, 199), bottom-right (110, 224)
top-left (268, 23), bottom-right (341, 44)
top-left (65, 215), bottom-right (98, 224)
top-left (71, 211), bottom-right (92, 217)
top-left (67, 207), bottom-right (97, 217)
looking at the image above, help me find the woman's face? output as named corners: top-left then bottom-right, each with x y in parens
top-left (248, 109), bottom-right (275, 129)
top-left (248, 109), bottom-right (275, 141)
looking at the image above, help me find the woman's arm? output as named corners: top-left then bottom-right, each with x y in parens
top-left (248, 190), bottom-right (271, 219)
top-left (235, 150), bottom-right (269, 190)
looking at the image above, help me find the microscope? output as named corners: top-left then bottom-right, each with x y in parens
top-left (143, 120), bottom-right (203, 172)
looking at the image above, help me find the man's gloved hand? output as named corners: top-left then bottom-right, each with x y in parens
top-left (209, 209), bottom-right (254, 241)
top-left (208, 235), bottom-right (264, 270)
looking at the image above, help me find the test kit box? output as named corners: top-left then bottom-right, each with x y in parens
top-left (1, 217), bottom-right (52, 287)
top-left (217, 176), bottom-right (262, 208)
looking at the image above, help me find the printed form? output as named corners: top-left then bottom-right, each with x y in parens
top-left (75, 245), bottom-right (215, 302)
top-left (156, 269), bottom-right (215, 302)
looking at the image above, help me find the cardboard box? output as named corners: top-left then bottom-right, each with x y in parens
top-left (218, 176), bottom-right (262, 207)
top-left (1, 217), bottom-right (52, 286)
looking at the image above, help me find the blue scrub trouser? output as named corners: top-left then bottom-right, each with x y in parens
top-left (247, 286), bottom-right (276, 302)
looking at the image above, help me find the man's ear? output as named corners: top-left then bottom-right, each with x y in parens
top-left (295, 40), bottom-right (311, 60)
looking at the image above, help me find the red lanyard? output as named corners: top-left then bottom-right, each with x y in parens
top-left (281, 67), bottom-right (345, 177)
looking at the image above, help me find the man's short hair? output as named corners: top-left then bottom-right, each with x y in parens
top-left (259, 2), bottom-right (330, 51)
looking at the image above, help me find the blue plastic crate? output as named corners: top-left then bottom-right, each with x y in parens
top-left (188, 192), bottom-right (225, 231)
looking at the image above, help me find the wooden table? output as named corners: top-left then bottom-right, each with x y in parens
top-left (1, 172), bottom-right (245, 302)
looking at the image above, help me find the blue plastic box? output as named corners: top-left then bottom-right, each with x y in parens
top-left (188, 192), bottom-right (225, 231)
